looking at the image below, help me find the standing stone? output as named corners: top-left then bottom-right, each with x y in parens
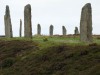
top-left (19, 19), bottom-right (22, 37)
top-left (49, 25), bottom-right (54, 36)
top-left (4, 5), bottom-right (13, 38)
top-left (74, 27), bottom-right (79, 35)
top-left (37, 24), bottom-right (41, 35)
top-left (62, 26), bottom-right (67, 35)
top-left (80, 3), bottom-right (92, 42)
top-left (24, 4), bottom-right (32, 38)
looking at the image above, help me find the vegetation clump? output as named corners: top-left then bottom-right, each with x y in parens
top-left (1, 58), bottom-right (15, 68)
top-left (43, 37), bottom-right (48, 42)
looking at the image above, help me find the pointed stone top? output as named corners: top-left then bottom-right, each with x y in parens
top-left (6, 5), bottom-right (9, 10)
top-left (62, 26), bottom-right (64, 27)
top-left (62, 26), bottom-right (65, 28)
top-left (75, 27), bottom-right (78, 29)
top-left (25, 4), bottom-right (31, 8)
top-left (37, 24), bottom-right (41, 27)
top-left (38, 23), bottom-right (40, 25)
top-left (83, 3), bottom-right (91, 9)
top-left (24, 4), bottom-right (31, 13)
top-left (5, 5), bottom-right (10, 16)
top-left (85, 3), bottom-right (91, 6)
top-left (50, 24), bottom-right (53, 27)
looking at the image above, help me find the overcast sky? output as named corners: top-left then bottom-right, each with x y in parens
top-left (0, 0), bottom-right (100, 36)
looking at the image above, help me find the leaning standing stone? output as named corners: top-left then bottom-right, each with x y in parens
top-left (49, 25), bottom-right (54, 36)
top-left (4, 5), bottom-right (13, 38)
top-left (80, 3), bottom-right (92, 42)
top-left (24, 4), bottom-right (32, 38)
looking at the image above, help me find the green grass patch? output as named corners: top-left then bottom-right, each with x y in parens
top-left (0, 37), bottom-right (100, 75)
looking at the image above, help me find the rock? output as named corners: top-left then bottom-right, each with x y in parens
top-left (4, 5), bottom-right (13, 38)
top-left (62, 26), bottom-right (67, 35)
top-left (24, 4), bottom-right (32, 38)
top-left (19, 19), bottom-right (22, 37)
top-left (37, 24), bottom-right (41, 35)
top-left (74, 27), bottom-right (79, 35)
top-left (49, 25), bottom-right (54, 36)
top-left (80, 3), bottom-right (93, 42)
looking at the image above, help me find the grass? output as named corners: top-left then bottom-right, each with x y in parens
top-left (33, 35), bottom-right (100, 44)
top-left (0, 35), bottom-right (100, 75)
top-left (1, 35), bottom-right (100, 44)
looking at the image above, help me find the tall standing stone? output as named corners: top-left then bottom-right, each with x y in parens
top-left (24, 4), bottom-right (32, 38)
top-left (80, 3), bottom-right (92, 42)
top-left (49, 25), bottom-right (54, 36)
top-left (74, 27), bottom-right (79, 35)
top-left (62, 26), bottom-right (66, 35)
top-left (19, 19), bottom-right (22, 37)
top-left (4, 5), bottom-right (13, 38)
top-left (37, 24), bottom-right (41, 35)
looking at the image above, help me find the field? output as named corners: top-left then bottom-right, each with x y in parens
top-left (0, 35), bottom-right (100, 75)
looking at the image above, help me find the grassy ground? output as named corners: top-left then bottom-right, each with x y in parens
top-left (0, 35), bottom-right (100, 75)
top-left (1, 35), bottom-right (100, 44)
top-left (33, 35), bottom-right (100, 45)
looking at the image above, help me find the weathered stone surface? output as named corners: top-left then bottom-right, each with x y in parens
top-left (24, 4), bottom-right (32, 38)
top-left (80, 3), bottom-right (92, 42)
top-left (37, 24), bottom-right (41, 35)
top-left (4, 5), bottom-right (13, 38)
top-left (19, 19), bottom-right (22, 37)
top-left (49, 25), bottom-right (54, 36)
top-left (62, 26), bottom-right (66, 35)
top-left (74, 27), bottom-right (79, 35)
